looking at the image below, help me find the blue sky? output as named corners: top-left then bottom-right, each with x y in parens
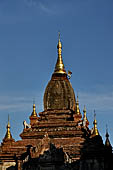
top-left (0, 0), bottom-right (113, 145)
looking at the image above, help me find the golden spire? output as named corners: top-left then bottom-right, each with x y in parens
top-left (31, 103), bottom-right (37, 117)
top-left (105, 125), bottom-right (111, 147)
top-left (83, 105), bottom-right (87, 121)
top-left (93, 110), bottom-right (99, 135)
top-left (76, 95), bottom-right (80, 115)
top-left (4, 115), bottom-right (12, 139)
top-left (54, 32), bottom-right (66, 74)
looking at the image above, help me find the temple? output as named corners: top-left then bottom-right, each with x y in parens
top-left (0, 35), bottom-right (113, 170)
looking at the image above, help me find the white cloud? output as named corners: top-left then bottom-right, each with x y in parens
top-left (24, 0), bottom-right (37, 7)
top-left (0, 86), bottom-right (113, 116)
top-left (78, 91), bottom-right (113, 113)
top-left (0, 94), bottom-right (43, 112)
top-left (24, 0), bottom-right (64, 15)
top-left (38, 2), bottom-right (54, 14)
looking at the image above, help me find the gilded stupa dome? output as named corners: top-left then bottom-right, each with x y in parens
top-left (43, 34), bottom-right (76, 111)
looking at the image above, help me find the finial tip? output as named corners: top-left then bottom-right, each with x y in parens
top-left (83, 105), bottom-right (86, 112)
top-left (94, 110), bottom-right (96, 118)
top-left (58, 31), bottom-right (60, 41)
top-left (77, 94), bottom-right (79, 101)
top-left (33, 97), bottom-right (35, 104)
top-left (8, 114), bottom-right (9, 122)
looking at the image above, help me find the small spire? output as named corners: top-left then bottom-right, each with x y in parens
top-left (83, 105), bottom-right (87, 121)
top-left (105, 125), bottom-right (111, 147)
top-left (31, 103), bottom-right (37, 117)
top-left (54, 32), bottom-right (66, 74)
top-left (31, 99), bottom-right (37, 117)
top-left (93, 110), bottom-right (99, 135)
top-left (82, 106), bottom-right (89, 127)
top-left (4, 115), bottom-right (12, 140)
top-left (76, 95), bottom-right (80, 115)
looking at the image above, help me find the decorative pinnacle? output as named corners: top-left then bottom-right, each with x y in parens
top-left (31, 102), bottom-right (37, 117)
top-left (4, 114), bottom-right (12, 139)
top-left (106, 124), bottom-right (109, 138)
top-left (76, 95), bottom-right (80, 115)
top-left (94, 110), bottom-right (97, 124)
top-left (105, 124), bottom-right (111, 147)
top-left (83, 105), bottom-right (87, 121)
top-left (93, 110), bottom-right (99, 135)
top-left (54, 32), bottom-right (66, 74)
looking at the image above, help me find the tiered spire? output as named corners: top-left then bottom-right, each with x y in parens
top-left (93, 111), bottom-right (99, 135)
top-left (29, 102), bottom-right (38, 125)
top-left (74, 95), bottom-right (82, 122)
top-left (4, 115), bottom-right (13, 141)
top-left (31, 103), bottom-right (37, 117)
top-left (83, 105), bottom-right (87, 121)
top-left (54, 32), bottom-right (66, 74)
top-left (76, 95), bottom-right (80, 115)
top-left (105, 125), bottom-right (111, 147)
top-left (82, 105), bottom-right (89, 127)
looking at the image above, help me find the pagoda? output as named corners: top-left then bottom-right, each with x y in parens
top-left (0, 34), bottom-right (112, 170)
